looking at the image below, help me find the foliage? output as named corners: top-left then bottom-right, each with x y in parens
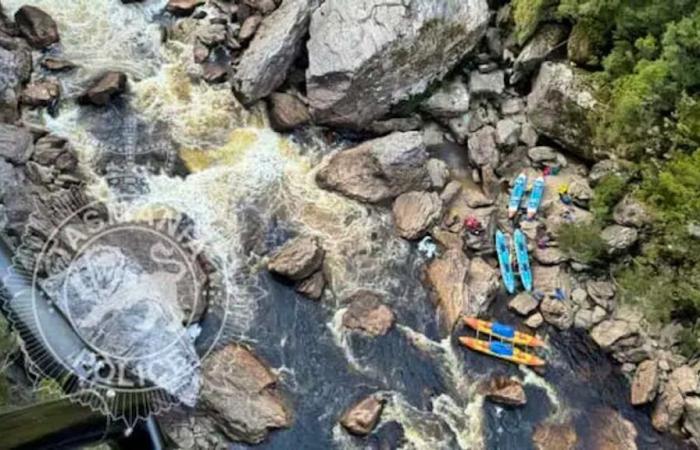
top-left (557, 222), bottom-right (607, 265)
top-left (590, 174), bottom-right (628, 222)
top-left (512, 0), bottom-right (559, 44)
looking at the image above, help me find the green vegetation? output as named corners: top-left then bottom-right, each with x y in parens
top-left (558, 222), bottom-right (607, 265)
top-left (513, 0), bottom-right (700, 350)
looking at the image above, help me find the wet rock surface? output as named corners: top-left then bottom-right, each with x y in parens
top-left (483, 375), bottom-right (527, 406)
top-left (392, 191), bottom-right (442, 240)
top-left (306, 0), bottom-right (489, 127)
top-left (339, 394), bottom-right (385, 436)
top-left (341, 290), bottom-right (395, 337)
top-left (267, 236), bottom-right (324, 281)
top-left (14, 5), bottom-right (59, 49)
top-left (78, 71), bottom-right (128, 106)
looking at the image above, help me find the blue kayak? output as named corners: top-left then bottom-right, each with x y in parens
top-left (508, 174), bottom-right (527, 218)
top-left (514, 229), bottom-right (533, 291)
top-left (495, 230), bottom-right (516, 294)
top-left (526, 176), bottom-right (545, 219)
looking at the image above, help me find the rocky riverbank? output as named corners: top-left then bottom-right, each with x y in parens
top-left (0, 0), bottom-right (698, 449)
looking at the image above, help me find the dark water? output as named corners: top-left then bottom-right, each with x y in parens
top-left (224, 243), bottom-right (688, 450)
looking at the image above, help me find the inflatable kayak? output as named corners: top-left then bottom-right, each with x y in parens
top-left (463, 317), bottom-right (544, 347)
top-left (508, 173), bottom-right (527, 218)
top-left (495, 230), bottom-right (516, 294)
top-left (459, 337), bottom-right (545, 367)
top-left (526, 176), bottom-right (545, 219)
top-left (514, 229), bottom-right (533, 291)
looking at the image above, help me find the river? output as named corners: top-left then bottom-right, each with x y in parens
top-left (1, 1), bottom-right (689, 448)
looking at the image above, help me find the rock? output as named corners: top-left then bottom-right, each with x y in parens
top-left (520, 122), bottom-right (539, 147)
top-left (459, 182), bottom-right (492, 208)
top-left (591, 306), bottom-right (606, 324)
top-left (601, 225), bottom-right (638, 254)
top-left (586, 280), bottom-right (615, 310)
top-left (267, 236), bottom-right (324, 281)
top-left (421, 79), bottom-right (470, 118)
top-left (239, 15), bottom-right (263, 42)
top-left (234, 0), bottom-right (313, 104)
top-left (613, 195), bottom-right (651, 228)
top-left (166, 0), bottom-right (205, 16)
top-left (501, 98), bottom-right (525, 116)
top-left (340, 395), bottom-right (384, 436)
top-left (527, 62), bottom-right (600, 161)
top-left (483, 376), bottom-right (527, 406)
top-left (631, 360), bottom-right (659, 406)
top-left (540, 298), bottom-right (573, 330)
top-left (0, 124), bottom-right (33, 164)
top-left (589, 407), bottom-right (638, 450)
top-left (469, 70), bottom-right (505, 96)
top-left (440, 180), bottom-right (462, 205)
top-left (511, 25), bottom-right (567, 84)
top-left (466, 258), bottom-right (499, 316)
top-left (525, 313), bottom-right (544, 329)
top-left (268, 92), bottom-right (311, 131)
top-left (509, 292), bottom-right (539, 316)
top-left (316, 131), bottom-right (430, 203)
top-left (78, 71), bottom-right (127, 106)
top-left (392, 191), bottom-right (442, 240)
top-left (669, 365), bottom-right (698, 395)
top-left (683, 396), bottom-right (700, 447)
top-left (467, 125), bottom-right (498, 167)
top-left (21, 80), bottom-right (60, 107)
top-left (202, 62), bottom-right (228, 83)
top-left (14, 6), bottom-right (59, 49)
top-left (528, 146), bottom-right (558, 163)
top-left (652, 375), bottom-right (687, 432)
top-left (201, 344), bottom-right (290, 444)
top-left (0, 42), bottom-right (32, 122)
top-left (306, 0), bottom-right (489, 127)
top-left (533, 247), bottom-right (567, 265)
top-left (495, 119), bottom-right (520, 146)
top-left (295, 270), bottom-right (325, 300)
top-left (427, 158), bottom-right (449, 190)
top-left (426, 249), bottom-right (469, 331)
top-left (568, 176), bottom-right (593, 206)
top-left (40, 57), bottom-right (76, 72)
top-left (342, 290), bottom-right (394, 337)
top-left (532, 264), bottom-right (570, 298)
top-left (245, 0), bottom-right (278, 14)
top-left (591, 319), bottom-right (637, 351)
top-left (532, 421), bottom-right (578, 450)
top-left (574, 309), bottom-right (594, 330)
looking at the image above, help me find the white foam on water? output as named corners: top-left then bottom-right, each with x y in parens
top-left (520, 366), bottom-right (570, 423)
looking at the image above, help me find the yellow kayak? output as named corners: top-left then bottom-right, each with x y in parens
top-left (459, 337), bottom-right (545, 367)
top-left (463, 317), bottom-right (544, 348)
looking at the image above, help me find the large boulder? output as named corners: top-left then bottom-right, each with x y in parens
top-left (613, 195), bottom-right (651, 228)
top-left (78, 71), bottom-right (127, 106)
top-left (392, 191), bottom-right (442, 240)
top-left (267, 236), bottom-right (324, 281)
top-left (316, 131), bottom-right (430, 203)
top-left (421, 78), bottom-right (470, 119)
top-left (466, 257), bottom-right (500, 316)
top-left (509, 292), bottom-right (539, 316)
top-left (0, 124), bottom-right (33, 164)
top-left (483, 376), bottom-right (527, 406)
top-left (233, 0), bottom-right (314, 103)
top-left (601, 224), bottom-right (638, 254)
top-left (14, 6), bottom-right (59, 49)
top-left (306, 0), bottom-right (489, 128)
top-left (630, 359), bottom-right (659, 406)
top-left (467, 125), bottom-right (499, 167)
top-left (426, 248), bottom-right (469, 332)
top-left (268, 92), bottom-right (311, 131)
top-left (540, 297), bottom-right (573, 330)
top-left (340, 394), bottom-right (384, 436)
top-left (511, 24), bottom-right (568, 84)
top-left (591, 319), bottom-right (637, 351)
top-left (684, 396), bottom-right (700, 447)
top-left (0, 40), bottom-right (32, 122)
top-left (527, 62), bottom-right (600, 161)
top-left (201, 344), bottom-right (291, 444)
top-left (342, 290), bottom-right (395, 337)
top-left (652, 376), bottom-right (687, 432)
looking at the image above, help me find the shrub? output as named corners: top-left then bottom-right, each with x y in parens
top-left (557, 222), bottom-right (607, 265)
top-left (590, 174), bottom-right (628, 222)
top-left (512, 0), bottom-right (559, 44)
